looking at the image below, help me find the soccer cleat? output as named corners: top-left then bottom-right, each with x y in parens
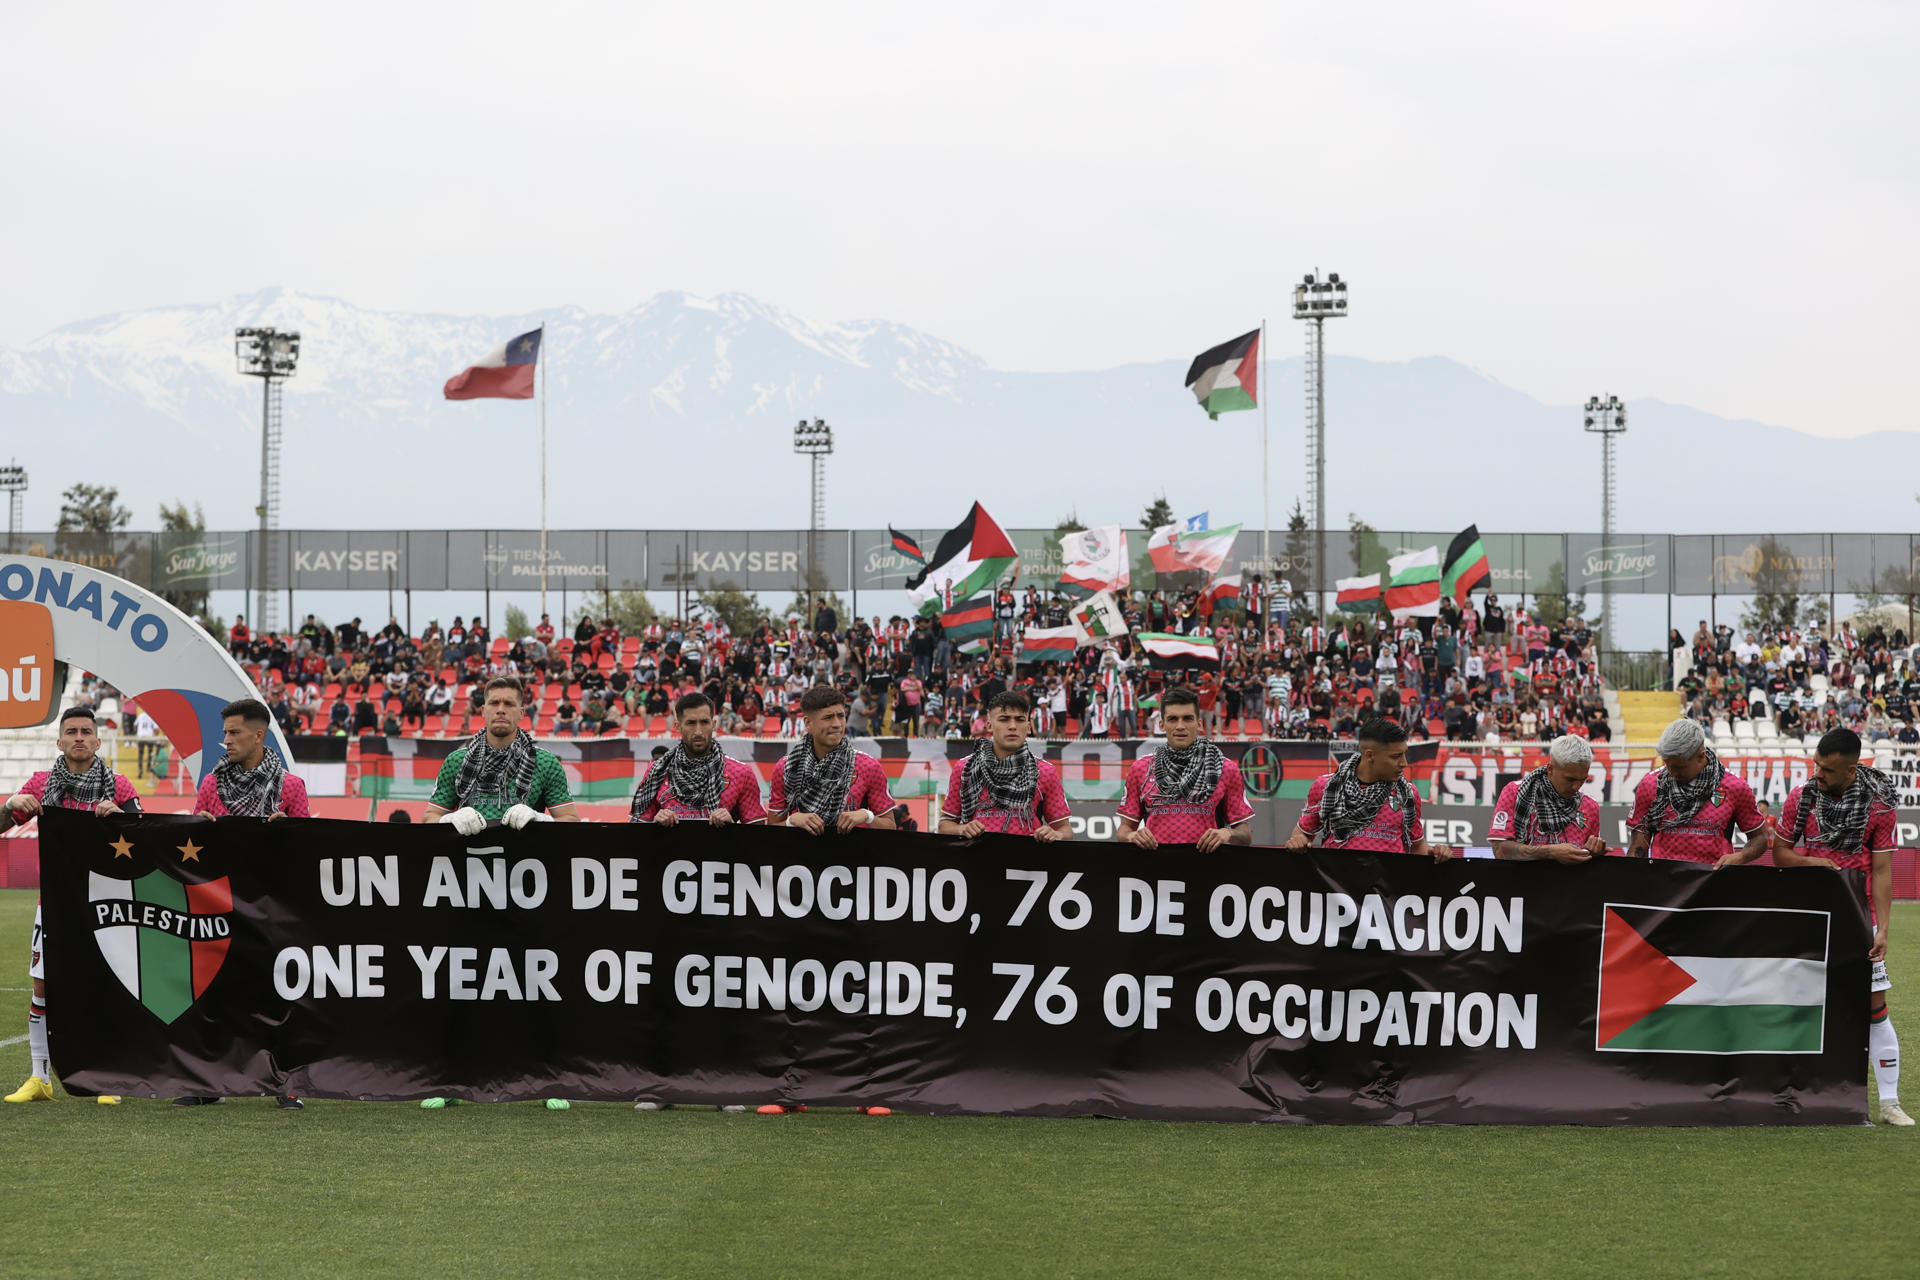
top-left (172, 1096), bottom-right (225, 1107)
top-left (5, 1075), bottom-right (53, 1103)
top-left (96, 1095), bottom-right (122, 1106)
top-left (719, 1104), bottom-right (747, 1113)
top-left (635, 1101), bottom-right (674, 1111)
top-left (277, 1095), bottom-right (304, 1110)
top-left (756, 1103), bottom-right (808, 1114)
top-left (1882, 1103), bottom-right (1915, 1127)
top-left (857, 1106), bottom-right (892, 1117)
top-left (545, 1099), bottom-right (570, 1111)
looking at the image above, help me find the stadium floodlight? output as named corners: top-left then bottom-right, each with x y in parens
top-left (1583, 394), bottom-right (1627, 652)
top-left (0, 462), bottom-right (25, 540)
top-left (236, 327), bottom-right (300, 631)
top-left (793, 419), bottom-right (834, 619)
top-left (1294, 270), bottom-right (1348, 617)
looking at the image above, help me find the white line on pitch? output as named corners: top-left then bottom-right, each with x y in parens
top-left (0, 1035), bottom-right (26, 1048)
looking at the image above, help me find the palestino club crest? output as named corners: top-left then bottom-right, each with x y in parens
top-left (89, 868), bottom-right (233, 1024)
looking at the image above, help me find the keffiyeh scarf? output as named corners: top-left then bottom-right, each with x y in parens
top-left (453, 729), bottom-right (538, 809)
top-left (959, 739), bottom-right (1038, 826)
top-left (213, 750), bottom-right (288, 817)
top-left (1644, 749), bottom-right (1725, 833)
top-left (1153, 740), bottom-right (1226, 806)
top-left (1512, 766), bottom-right (1585, 843)
top-left (1317, 750), bottom-right (1418, 846)
top-left (782, 737), bottom-right (856, 820)
top-left (1791, 764), bottom-right (1896, 853)
top-left (637, 742), bottom-right (728, 818)
top-left (43, 754), bottom-right (114, 810)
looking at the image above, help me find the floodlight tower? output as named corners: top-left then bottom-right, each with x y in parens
top-left (1294, 271), bottom-right (1347, 616)
top-left (793, 417), bottom-right (833, 619)
top-left (1584, 394), bottom-right (1627, 651)
top-left (236, 327), bottom-right (300, 632)
top-left (0, 462), bottom-right (25, 543)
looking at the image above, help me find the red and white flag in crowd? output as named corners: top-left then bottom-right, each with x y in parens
top-left (1204, 574), bottom-right (1243, 612)
top-left (444, 327), bottom-right (542, 400)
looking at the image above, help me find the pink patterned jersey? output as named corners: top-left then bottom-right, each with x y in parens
top-left (940, 757), bottom-right (1072, 835)
top-left (769, 750), bottom-right (893, 820)
top-left (193, 771), bottom-right (312, 818)
top-left (1488, 781), bottom-right (1604, 848)
top-left (1778, 783), bottom-right (1898, 875)
top-left (1118, 757), bottom-right (1255, 844)
top-left (1626, 768), bottom-right (1766, 864)
top-left (1298, 773), bottom-right (1423, 853)
top-left (12, 770), bottom-right (142, 821)
top-left (630, 755), bottom-right (767, 824)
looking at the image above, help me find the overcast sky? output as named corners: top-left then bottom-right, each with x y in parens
top-left (4, 1), bottom-right (1915, 437)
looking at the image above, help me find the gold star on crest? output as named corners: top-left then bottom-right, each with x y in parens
top-left (177, 839), bottom-right (202, 862)
top-left (109, 836), bottom-right (134, 858)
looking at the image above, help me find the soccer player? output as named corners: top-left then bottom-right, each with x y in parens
top-left (630, 692), bottom-right (766, 826)
top-left (768, 686), bottom-right (896, 834)
top-left (424, 678), bottom-right (580, 833)
top-left (4, 706), bottom-right (140, 1105)
top-left (1286, 716), bottom-right (1455, 860)
top-left (1729, 729), bottom-right (1909, 1126)
top-left (184, 700), bottom-right (312, 1108)
top-left (1118, 685), bottom-right (1255, 852)
top-left (1489, 734), bottom-right (1608, 862)
top-left (193, 699), bottom-right (312, 820)
top-left (938, 690), bottom-right (1072, 841)
top-left (1625, 718), bottom-right (1768, 864)
top-left (421, 678), bottom-right (579, 1112)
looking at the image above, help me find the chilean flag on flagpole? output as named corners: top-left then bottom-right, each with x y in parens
top-left (444, 328), bottom-right (542, 400)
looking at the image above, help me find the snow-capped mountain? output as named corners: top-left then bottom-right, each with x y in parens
top-left (1, 287), bottom-right (1914, 536)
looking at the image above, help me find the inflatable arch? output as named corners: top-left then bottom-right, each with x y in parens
top-left (0, 554), bottom-right (290, 785)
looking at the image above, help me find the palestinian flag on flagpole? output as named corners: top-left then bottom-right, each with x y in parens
top-left (940, 594), bottom-right (995, 648)
top-left (1384, 547), bottom-right (1442, 619)
top-left (1148, 521), bottom-right (1242, 577)
top-left (1137, 632), bottom-right (1220, 671)
top-left (1204, 573), bottom-right (1243, 613)
top-left (1017, 625), bottom-right (1080, 664)
top-left (888, 526), bottom-right (926, 566)
top-left (1596, 904), bottom-right (1829, 1054)
top-left (1184, 330), bottom-right (1260, 419)
top-left (907, 503), bottom-right (1018, 617)
top-left (1335, 574), bottom-right (1381, 614)
top-left (1443, 524), bottom-right (1491, 606)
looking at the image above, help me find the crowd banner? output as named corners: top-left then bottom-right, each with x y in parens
top-left (41, 810), bottom-right (1868, 1124)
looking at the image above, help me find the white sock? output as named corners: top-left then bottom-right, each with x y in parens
top-left (28, 999), bottom-right (49, 1081)
top-left (1870, 1015), bottom-right (1900, 1108)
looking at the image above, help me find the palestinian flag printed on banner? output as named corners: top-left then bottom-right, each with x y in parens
top-left (1385, 547), bottom-right (1442, 619)
top-left (1017, 625), bottom-right (1080, 663)
top-left (1335, 574), bottom-right (1381, 613)
top-left (1597, 905), bottom-right (1829, 1054)
top-left (1443, 524), bottom-right (1491, 605)
top-left (89, 868), bottom-right (233, 1025)
top-left (906, 503), bottom-right (1018, 617)
top-left (1137, 632), bottom-right (1220, 670)
top-left (940, 594), bottom-right (995, 648)
top-left (1185, 330), bottom-right (1260, 419)
top-left (888, 526), bottom-right (926, 565)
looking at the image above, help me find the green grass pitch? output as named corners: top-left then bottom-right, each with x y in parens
top-left (0, 890), bottom-right (1914, 1279)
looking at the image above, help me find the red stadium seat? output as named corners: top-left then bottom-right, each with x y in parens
top-left (759, 719), bottom-right (782, 738)
top-left (647, 716), bottom-right (668, 735)
top-left (555, 638), bottom-right (575, 655)
top-left (624, 716), bottom-right (645, 736)
top-left (1245, 718), bottom-right (1264, 736)
top-left (597, 654), bottom-right (615, 673)
top-left (490, 637), bottom-right (509, 656)
top-left (324, 682), bottom-right (342, 698)
top-left (566, 683), bottom-right (583, 700)
top-left (1224, 718), bottom-right (1242, 737)
top-left (423, 715), bottom-right (441, 736)
top-left (536, 715), bottom-right (554, 734)
top-left (621, 637), bottom-right (640, 654)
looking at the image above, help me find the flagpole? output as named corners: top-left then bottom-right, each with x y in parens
top-left (1259, 317), bottom-right (1270, 642)
top-left (539, 321), bottom-right (548, 622)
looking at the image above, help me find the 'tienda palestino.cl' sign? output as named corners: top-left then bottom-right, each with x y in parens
top-left (0, 555), bottom-right (289, 785)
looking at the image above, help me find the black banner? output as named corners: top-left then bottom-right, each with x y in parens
top-left (40, 810), bottom-right (1870, 1124)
